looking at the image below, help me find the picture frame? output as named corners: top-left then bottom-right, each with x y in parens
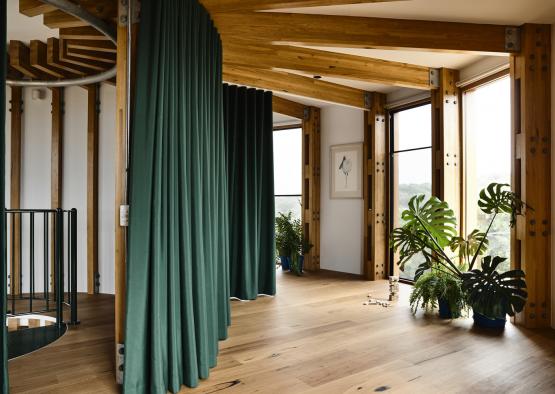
top-left (330, 143), bottom-right (363, 199)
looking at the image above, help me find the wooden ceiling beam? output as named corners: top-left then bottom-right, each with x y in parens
top-left (272, 96), bottom-right (306, 118)
top-left (201, 0), bottom-right (403, 13)
top-left (213, 12), bottom-right (517, 54)
top-left (60, 27), bottom-right (111, 41)
top-left (224, 65), bottom-right (369, 109)
top-left (30, 40), bottom-right (79, 79)
top-left (9, 40), bottom-right (50, 79)
top-left (224, 41), bottom-right (432, 90)
top-left (47, 37), bottom-right (89, 76)
top-left (19, 0), bottom-right (56, 17)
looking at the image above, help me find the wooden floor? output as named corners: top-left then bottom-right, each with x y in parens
top-left (8, 270), bottom-right (555, 393)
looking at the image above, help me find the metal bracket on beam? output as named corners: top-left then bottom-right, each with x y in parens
top-left (116, 343), bottom-right (125, 384)
top-left (364, 92), bottom-right (373, 109)
top-left (303, 107), bottom-right (311, 121)
top-left (429, 69), bottom-right (440, 89)
top-left (505, 27), bottom-right (521, 52)
top-left (119, 0), bottom-right (140, 26)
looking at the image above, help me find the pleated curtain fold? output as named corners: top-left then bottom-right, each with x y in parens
top-left (1, 0), bottom-right (8, 391)
top-left (224, 85), bottom-right (276, 300)
top-left (123, 0), bottom-right (230, 392)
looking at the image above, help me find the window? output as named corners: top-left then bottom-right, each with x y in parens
top-left (390, 103), bottom-right (432, 280)
top-left (463, 75), bottom-right (511, 271)
top-left (273, 127), bottom-right (302, 219)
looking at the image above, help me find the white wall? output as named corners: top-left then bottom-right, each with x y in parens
top-left (4, 84), bottom-right (116, 294)
top-left (320, 106), bottom-right (365, 275)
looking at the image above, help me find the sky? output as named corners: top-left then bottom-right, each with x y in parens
top-left (273, 128), bottom-right (302, 195)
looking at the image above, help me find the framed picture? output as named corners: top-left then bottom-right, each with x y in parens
top-left (330, 143), bottom-right (363, 199)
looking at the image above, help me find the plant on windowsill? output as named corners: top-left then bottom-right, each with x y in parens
top-left (390, 183), bottom-right (529, 328)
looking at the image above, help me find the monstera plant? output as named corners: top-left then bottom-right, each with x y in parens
top-left (390, 183), bottom-right (528, 328)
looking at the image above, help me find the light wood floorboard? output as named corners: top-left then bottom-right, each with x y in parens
top-left (8, 270), bottom-right (555, 393)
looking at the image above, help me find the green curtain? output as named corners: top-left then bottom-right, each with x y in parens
top-left (123, 0), bottom-right (229, 392)
top-left (224, 85), bottom-right (276, 300)
top-left (1, 0), bottom-right (8, 391)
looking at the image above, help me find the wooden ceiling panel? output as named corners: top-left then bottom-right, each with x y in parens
top-left (201, 0), bottom-right (405, 13)
top-left (224, 41), bottom-right (432, 89)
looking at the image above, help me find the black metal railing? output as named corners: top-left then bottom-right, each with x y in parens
top-left (4, 208), bottom-right (78, 327)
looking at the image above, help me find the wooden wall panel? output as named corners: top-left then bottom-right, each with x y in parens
top-left (87, 85), bottom-right (100, 294)
top-left (10, 86), bottom-right (23, 295)
top-left (431, 69), bottom-right (461, 228)
top-left (510, 24), bottom-right (551, 328)
top-left (363, 93), bottom-right (388, 280)
top-left (302, 107), bottom-right (321, 271)
top-left (50, 87), bottom-right (64, 291)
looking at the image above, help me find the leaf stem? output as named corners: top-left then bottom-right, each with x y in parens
top-left (469, 212), bottom-right (497, 270)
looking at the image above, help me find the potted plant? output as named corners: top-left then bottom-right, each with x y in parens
top-left (275, 212), bottom-right (312, 276)
top-left (275, 212), bottom-right (295, 271)
top-left (409, 270), bottom-right (466, 318)
top-left (391, 183), bottom-right (528, 328)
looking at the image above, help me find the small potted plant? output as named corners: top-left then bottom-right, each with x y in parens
top-left (391, 183), bottom-right (529, 328)
top-left (275, 212), bottom-right (295, 271)
top-left (409, 270), bottom-right (466, 318)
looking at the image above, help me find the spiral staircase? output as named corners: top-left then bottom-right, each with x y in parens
top-left (8, 0), bottom-right (117, 86)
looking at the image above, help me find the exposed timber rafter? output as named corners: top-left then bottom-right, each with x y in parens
top-left (224, 41), bottom-right (433, 90)
top-left (200, 0), bottom-right (404, 13)
top-left (224, 65), bottom-right (369, 109)
top-left (213, 12), bottom-right (520, 54)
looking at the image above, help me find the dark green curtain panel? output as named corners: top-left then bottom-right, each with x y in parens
top-left (124, 0), bottom-right (229, 392)
top-left (224, 85), bottom-right (276, 300)
top-left (1, 0), bottom-right (8, 391)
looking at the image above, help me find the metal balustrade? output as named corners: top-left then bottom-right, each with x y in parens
top-left (4, 208), bottom-right (78, 327)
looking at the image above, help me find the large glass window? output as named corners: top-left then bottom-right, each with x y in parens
top-left (390, 103), bottom-right (432, 280)
top-left (273, 127), bottom-right (302, 219)
top-left (463, 75), bottom-right (511, 271)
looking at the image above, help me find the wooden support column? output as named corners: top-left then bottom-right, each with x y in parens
top-left (10, 86), bottom-right (23, 295)
top-left (510, 24), bottom-right (551, 328)
top-left (50, 87), bottom-right (64, 291)
top-left (115, 0), bottom-right (138, 379)
top-left (363, 92), bottom-right (388, 280)
top-left (302, 106), bottom-right (321, 271)
top-left (87, 84), bottom-right (100, 294)
top-left (431, 69), bottom-right (461, 227)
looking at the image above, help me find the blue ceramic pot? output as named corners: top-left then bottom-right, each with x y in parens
top-left (280, 256), bottom-right (290, 271)
top-left (438, 298), bottom-right (453, 319)
top-left (473, 312), bottom-right (506, 329)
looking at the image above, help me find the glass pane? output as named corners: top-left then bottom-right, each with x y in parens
top-left (275, 196), bottom-right (302, 220)
top-left (393, 104), bottom-right (432, 151)
top-left (273, 128), bottom-right (302, 195)
top-left (464, 76), bottom-right (511, 270)
top-left (393, 148), bottom-right (432, 280)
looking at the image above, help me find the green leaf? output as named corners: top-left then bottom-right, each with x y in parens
top-left (461, 256), bottom-right (527, 318)
top-left (449, 229), bottom-right (489, 261)
top-left (478, 183), bottom-right (528, 226)
top-left (401, 195), bottom-right (457, 248)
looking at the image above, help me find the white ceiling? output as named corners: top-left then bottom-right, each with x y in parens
top-left (275, 0), bottom-right (555, 24)
top-left (7, 0), bottom-right (58, 43)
